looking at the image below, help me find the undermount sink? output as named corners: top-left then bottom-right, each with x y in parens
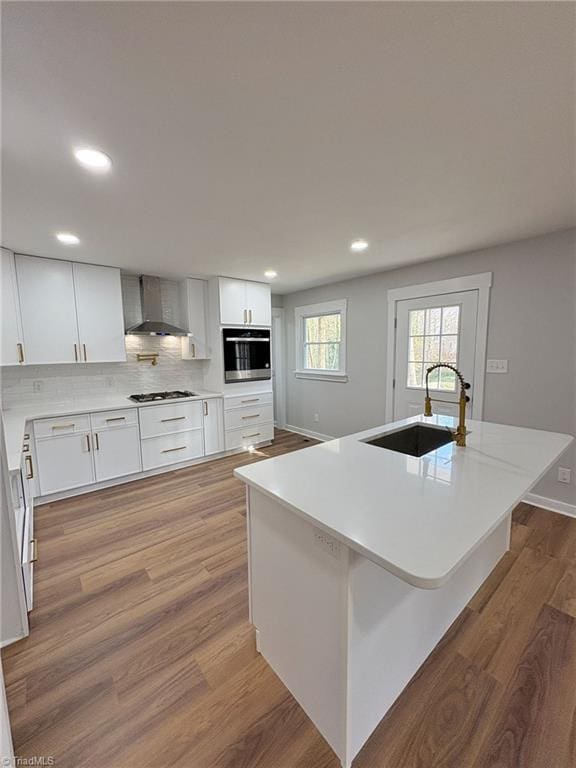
top-left (363, 424), bottom-right (454, 457)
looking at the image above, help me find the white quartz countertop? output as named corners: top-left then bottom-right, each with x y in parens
top-left (2, 390), bottom-right (223, 472)
top-left (235, 415), bottom-right (573, 589)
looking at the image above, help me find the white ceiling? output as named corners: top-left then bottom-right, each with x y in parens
top-left (2, 2), bottom-right (575, 293)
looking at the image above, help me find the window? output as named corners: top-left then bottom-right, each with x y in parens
top-left (295, 299), bottom-right (347, 380)
top-left (406, 305), bottom-right (460, 391)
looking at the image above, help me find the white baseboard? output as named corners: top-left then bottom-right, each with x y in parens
top-left (284, 424), bottom-right (334, 442)
top-left (523, 492), bottom-right (576, 519)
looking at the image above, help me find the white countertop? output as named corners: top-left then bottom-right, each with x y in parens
top-left (235, 415), bottom-right (573, 589)
top-left (2, 390), bottom-right (223, 472)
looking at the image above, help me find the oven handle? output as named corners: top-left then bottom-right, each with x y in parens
top-left (224, 337), bottom-right (270, 343)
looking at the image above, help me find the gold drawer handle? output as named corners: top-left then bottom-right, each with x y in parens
top-left (161, 446), bottom-right (187, 453)
top-left (17, 343), bottom-right (24, 363)
top-left (52, 423), bottom-right (75, 430)
top-left (83, 343), bottom-right (88, 362)
top-left (243, 432), bottom-right (261, 439)
top-left (241, 414), bottom-right (260, 419)
top-left (241, 398), bottom-right (259, 404)
top-left (25, 454), bottom-right (34, 479)
top-left (105, 416), bottom-right (126, 422)
top-left (30, 539), bottom-right (38, 563)
top-left (161, 416), bottom-right (186, 422)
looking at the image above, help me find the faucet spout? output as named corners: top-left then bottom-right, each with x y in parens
top-left (423, 364), bottom-right (470, 447)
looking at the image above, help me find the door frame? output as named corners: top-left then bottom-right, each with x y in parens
top-left (272, 308), bottom-right (287, 428)
top-left (385, 272), bottom-right (492, 423)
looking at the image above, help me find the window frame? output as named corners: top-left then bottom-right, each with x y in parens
top-left (294, 299), bottom-right (348, 381)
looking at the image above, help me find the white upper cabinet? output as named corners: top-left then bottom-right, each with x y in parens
top-left (16, 255), bottom-right (79, 364)
top-left (219, 277), bottom-right (248, 325)
top-left (246, 281), bottom-right (272, 327)
top-left (219, 277), bottom-right (271, 326)
top-left (180, 278), bottom-right (210, 359)
top-left (1, 248), bottom-right (24, 365)
top-left (73, 263), bottom-right (126, 363)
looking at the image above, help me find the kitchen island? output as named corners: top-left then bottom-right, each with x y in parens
top-left (234, 415), bottom-right (573, 768)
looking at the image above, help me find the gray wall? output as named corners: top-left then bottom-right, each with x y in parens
top-left (282, 229), bottom-right (576, 506)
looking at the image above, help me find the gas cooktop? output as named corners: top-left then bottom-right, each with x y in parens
top-left (129, 390), bottom-right (197, 403)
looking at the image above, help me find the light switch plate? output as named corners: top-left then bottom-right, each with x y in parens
top-left (486, 359), bottom-right (509, 374)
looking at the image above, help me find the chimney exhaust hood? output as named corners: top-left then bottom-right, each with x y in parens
top-left (126, 275), bottom-right (191, 336)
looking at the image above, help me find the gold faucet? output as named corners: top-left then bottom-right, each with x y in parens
top-left (424, 364), bottom-right (471, 447)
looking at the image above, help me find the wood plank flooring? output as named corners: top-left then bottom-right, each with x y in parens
top-left (3, 430), bottom-right (576, 767)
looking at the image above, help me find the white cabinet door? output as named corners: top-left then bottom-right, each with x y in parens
top-left (16, 255), bottom-right (80, 364)
top-left (73, 263), bottom-right (126, 363)
top-left (180, 278), bottom-right (210, 359)
top-left (203, 399), bottom-right (224, 455)
top-left (246, 281), bottom-right (271, 327)
top-left (35, 432), bottom-right (95, 495)
top-left (92, 426), bottom-right (142, 481)
top-left (1, 249), bottom-right (24, 365)
top-left (219, 278), bottom-right (247, 325)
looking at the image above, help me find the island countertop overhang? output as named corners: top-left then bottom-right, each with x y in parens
top-left (234, 415), bottom-right (574, 588)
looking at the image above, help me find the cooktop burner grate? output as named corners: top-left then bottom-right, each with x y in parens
top-left (129, 390), bottom-right (196, 403)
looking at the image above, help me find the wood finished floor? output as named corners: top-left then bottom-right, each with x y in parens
top-left (3, 428), bottom-right (576, 768)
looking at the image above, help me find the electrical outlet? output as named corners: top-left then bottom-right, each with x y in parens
top-left (33, 380), bottom-right (44, 393)
top-left (314, 529), bottom-right (341, 559)
top-left (558, 467), bottom-right (572, 484)
top-left (486, 359), bottom-right (509, 374)
top-left (313, 413), bottom-right (320, 423)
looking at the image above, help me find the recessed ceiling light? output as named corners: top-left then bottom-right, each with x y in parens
top-left (350, 239), bottom-right (369, 252)
top-left (56, 232), bottom-right (80, 245)
top-left (264, 270), bottom-right (278, 279)
top-left (73, 147), bottom-right (112, 171)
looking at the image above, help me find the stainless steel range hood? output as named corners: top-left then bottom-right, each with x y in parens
top-left (126, 275), bottom-right (190, 336)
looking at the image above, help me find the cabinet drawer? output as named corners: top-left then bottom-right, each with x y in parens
top-left (141, 430), bottom-right (204, 471)
top-left (34, 413), bottom-right (90, 438)
top-left (90, 408), bottom-right (138, 431)
top-left (139, 401), bottom-right (203, 438)
top-left (224, 392), bottom-right (273, 411)
top-left (225, 404), bottom-right (273, 431)
top-left (225, 423), bottom-right (274, 451)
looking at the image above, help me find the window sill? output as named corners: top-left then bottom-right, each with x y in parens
top-left (294, 370), bottom-right (348, 383)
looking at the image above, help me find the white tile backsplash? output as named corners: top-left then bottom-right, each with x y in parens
top-left (1, 336), bottom-right (208, 408)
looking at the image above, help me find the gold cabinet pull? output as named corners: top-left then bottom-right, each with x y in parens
top-left (30, 539), bottom-right (38, 563)
top-left (249, 309), bottom-right (253, 324)
top-left (105, 416), bottom-right (126, 422)
top-left (241, 414), bottom-right (260, 420)
top-left (243, 309), bottom-right (247, 324)
top-left (191, 342), bottom-right (196, 358)
top-left (241, 398), bottom-right (259, 404)
top-left (52, 423), bottom-right (75, 430)
top-left (94, 433), bottom-right (100, 451)
top-left (17, 343), bottom-right (24, 363)
top-left (160, 416), bottom-right (186, 422)
top-left (161, 446), bottom-right (187, 453)
top-left (74, 343), bottom-right (78, 362)
top-left (83, 343), bottom-right (87, 362)
top-left (86, 434), bottom-right (91, 452)
top-left (25, 454), bottom-right (34, 479)
top-left (243, 432), bottom-right (261, 439)
top-left (203, 401), bottom-right (208, 416)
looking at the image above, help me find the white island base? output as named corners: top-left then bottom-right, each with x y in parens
top-left (247, 487), bottom-right (510, 768)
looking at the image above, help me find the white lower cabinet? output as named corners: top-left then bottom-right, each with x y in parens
top-left (32, 399), bottom-right (227, 497)
top-left (92, 424), bottom-right (142, 482)
top-left (35, 427), bottom-right (95, 495)
top-left (141, 429), bottom-right (204, 471)
top-left (203, 399), bottom-right (224, 455)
